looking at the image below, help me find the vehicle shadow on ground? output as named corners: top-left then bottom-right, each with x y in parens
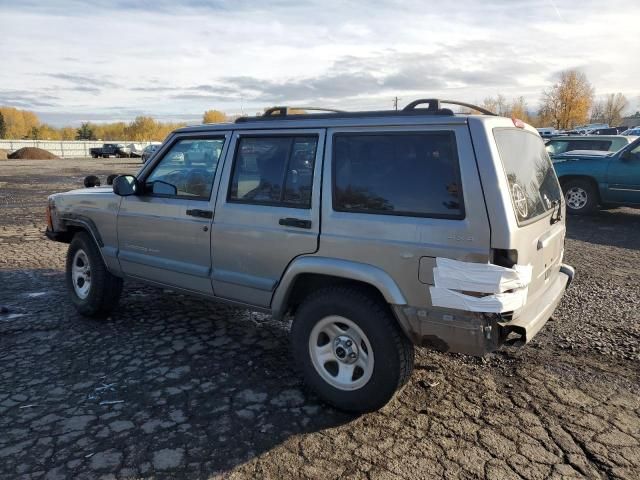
top-left (565, 207), bottom-right (640, 250)
top-left (0, 269), bottom-right (355, 478)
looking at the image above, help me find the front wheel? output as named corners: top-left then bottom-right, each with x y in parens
top-left (291, 286), bottom-right (414, 413)
top-left (66, 232), bottom-right (123, 318)
top-left (563, 179), bottom-right (598, 215)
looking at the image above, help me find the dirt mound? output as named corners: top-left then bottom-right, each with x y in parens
top-left (0, 149), bottom-right (8, 160)
top-left (8, 147), bottom-right (59, 160)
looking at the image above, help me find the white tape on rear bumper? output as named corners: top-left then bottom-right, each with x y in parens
top-left (429, 285), bottom-right (529, 313)
top-left (433, 258), bottom-right (532, 294)
top-left (429, 258), bottom-right (533, 313)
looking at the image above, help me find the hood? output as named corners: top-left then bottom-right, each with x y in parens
top-left (49, 187), bottom-right (114, 200)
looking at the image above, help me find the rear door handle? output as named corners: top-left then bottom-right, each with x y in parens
top-left (186, 209), bottom-right (213, 219)
top-left (279, 217), bottom-right (312, 229)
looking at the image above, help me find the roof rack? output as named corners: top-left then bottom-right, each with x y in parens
top-left (403, 99), bottom-right (497, 116)
top-left (234, 98), bottom-right (496, 123)
top-left (263, 106), bottom-right (346, 117)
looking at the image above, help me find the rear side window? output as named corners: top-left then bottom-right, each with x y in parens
top-left (333, 132), bottom-right (464, 218)
top-left (494, 128), bottom-right (562, 224)
top-left (229, 136), bottom-right (317, 208)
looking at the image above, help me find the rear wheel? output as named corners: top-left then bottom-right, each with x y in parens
top-left (66, 232), bottom-right (123, 318)
top-left (563, 179), bottom-right (598, 215)
top-left (291, 286), bottom-right (414, 413)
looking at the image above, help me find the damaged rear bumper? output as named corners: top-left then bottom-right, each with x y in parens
top-left (498, 263), bottom-right (573, 345)
top-left (393, 263), bottom-right (574, 356)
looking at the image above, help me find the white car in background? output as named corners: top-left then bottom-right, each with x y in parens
top-left (127, 143), bottom-right (145, 158)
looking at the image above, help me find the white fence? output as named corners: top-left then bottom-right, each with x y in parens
top-left (0, 140), bottom-right (156, 158)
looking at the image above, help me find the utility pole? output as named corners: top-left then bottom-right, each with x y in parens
top-left (393, 96), bottom-right (401, 111)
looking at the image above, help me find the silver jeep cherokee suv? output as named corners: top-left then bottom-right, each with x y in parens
top-left (46, 99), bottom-right (574, 413)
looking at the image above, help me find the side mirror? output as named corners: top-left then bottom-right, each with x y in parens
top-left (113, 175), bottom-right (139, 196)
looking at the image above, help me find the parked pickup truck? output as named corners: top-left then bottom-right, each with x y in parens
top-left (90, 143), bottom-right (128, 158)
top-left (553, 137), bottom-right (640, 214)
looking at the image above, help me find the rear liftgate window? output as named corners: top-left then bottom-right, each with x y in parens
top-left (333, 132), bottom-right (464, 218)
top-left (494, 128), bottom-right (562, 224)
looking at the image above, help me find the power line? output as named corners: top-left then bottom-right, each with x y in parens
top-left (393, 96), bottom-right (401, 111)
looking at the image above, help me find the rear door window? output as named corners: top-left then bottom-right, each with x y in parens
top-left (494, 128), bottom-right (562, 224)
top-left (229, 136), bottom-right (317, 208)
top-left (333, 132), bottom-right (464, 218)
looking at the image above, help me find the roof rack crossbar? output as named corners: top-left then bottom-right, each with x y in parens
top-left (262, 106), bottom-right (346, 117)
top-left (403, 99), bottom-right (497, 116)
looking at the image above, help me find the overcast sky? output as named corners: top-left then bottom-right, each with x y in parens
top-left (1, 0), bottom-right (638, 126)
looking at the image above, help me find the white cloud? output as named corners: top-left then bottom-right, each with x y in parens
top-left (0, 0), bottom-right (638, 125)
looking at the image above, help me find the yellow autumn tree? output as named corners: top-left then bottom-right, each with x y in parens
top-left (94, 122), bottom-right (128, 140)
top-left (538, 70), bottom-right (594, 129)
top-left (509, 96), bottom-right (531, 123)
top-left (59, 127), bottom-right (77, 140)
top-left (202, 110), bottom-right (227, 123)
top-left (0, 107), bottom-right (40, 138)
top-left (126, 116), bottom-right (159, 141)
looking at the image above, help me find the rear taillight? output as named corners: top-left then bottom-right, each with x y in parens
top-left (512, 117), bottom-right (525, 129)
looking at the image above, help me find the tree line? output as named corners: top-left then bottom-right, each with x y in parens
top-left (0, 109), bottom-right (229, 142)
top-left (0, 71), bottom-right (635, 141)
top-left (474, 70), bottom-right (632, 129)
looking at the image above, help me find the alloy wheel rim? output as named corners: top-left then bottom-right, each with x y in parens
top-left (565, 187), bottom-right (588, 209)
top-left (71, 249), bottom-right (91, 299)
top-left (308, 315), bottom-right (374, 391)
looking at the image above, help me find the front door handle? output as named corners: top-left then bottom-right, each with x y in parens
top-left (279, 217), bottom-right (311, 229)
top-left (186, 209), bottom-right (213, 219)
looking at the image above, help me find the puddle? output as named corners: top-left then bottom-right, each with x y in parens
top-left (25, 292), bottom-right (47, 298)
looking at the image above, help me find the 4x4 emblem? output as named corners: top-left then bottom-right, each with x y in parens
top-left (512, 183), bottom-right (528, 218)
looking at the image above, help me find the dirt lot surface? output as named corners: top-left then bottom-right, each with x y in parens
top-left (1, 158), bottom-right (639, 479)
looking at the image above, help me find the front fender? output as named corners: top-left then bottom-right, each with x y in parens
top-left (271, 256), bottom-right (407, 319)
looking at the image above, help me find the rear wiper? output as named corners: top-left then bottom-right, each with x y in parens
top-left (550, 200), bottom-right (562, 224)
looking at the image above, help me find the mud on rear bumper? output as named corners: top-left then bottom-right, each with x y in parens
top-left (393, 264), bottom-right (574, 356)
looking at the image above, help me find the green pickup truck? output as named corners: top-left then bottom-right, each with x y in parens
top-left (552, 137), bottom-right (640, 214)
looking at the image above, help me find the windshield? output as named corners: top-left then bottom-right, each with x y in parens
top-left (494, 128), bottom-right (562, 224)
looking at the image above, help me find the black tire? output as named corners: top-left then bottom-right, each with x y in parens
top-left (562, 179), bottom-right (598, 215)
top-left (66, 232), bottom-right (123, 318)
top-left (291, 286), bottom-right (414, 413)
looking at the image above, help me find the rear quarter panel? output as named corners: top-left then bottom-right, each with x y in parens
top-left (318, 122), bottom-right (491, 309)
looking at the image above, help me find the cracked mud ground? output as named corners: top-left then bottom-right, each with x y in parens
top-left (1, 158), bottom-right (639, 480)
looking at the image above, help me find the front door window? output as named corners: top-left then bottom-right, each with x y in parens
top-left (145, 138), bottom-right (225, 199)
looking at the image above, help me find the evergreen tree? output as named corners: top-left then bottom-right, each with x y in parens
top-left (76, 122), bottom-right (95, 140)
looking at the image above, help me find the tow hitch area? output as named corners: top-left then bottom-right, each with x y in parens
top-left (560, 264), bottom-right (575, 287)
